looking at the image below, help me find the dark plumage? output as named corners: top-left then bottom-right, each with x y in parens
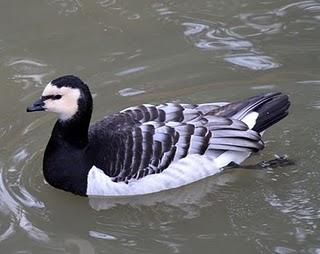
top-left (27, 75), bottom-right (290, 196)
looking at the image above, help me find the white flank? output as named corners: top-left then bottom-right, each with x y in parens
top-left (241, 111), bottom-right (259, 129)
top-left (86, 151), bottom-right (250, 197)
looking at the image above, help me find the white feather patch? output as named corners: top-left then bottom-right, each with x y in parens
top-left (241, 111), bottom-right (259, 129)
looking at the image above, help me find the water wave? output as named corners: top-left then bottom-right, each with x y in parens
top-left (6, 58), bottom-right (54, 89)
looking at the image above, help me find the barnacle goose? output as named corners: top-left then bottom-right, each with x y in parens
top-left (26, 75), bottom-right (290, 197)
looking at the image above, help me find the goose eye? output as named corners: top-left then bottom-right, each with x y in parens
top-left (42, 95), bottom-right (62, 100)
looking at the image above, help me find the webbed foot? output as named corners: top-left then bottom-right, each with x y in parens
top-left (229, 154), bottom-right (294, 170)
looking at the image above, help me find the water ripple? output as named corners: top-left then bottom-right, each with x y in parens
top-left (251, 84), bottom-right (276, 90)
top-left (279, 0), bottom-right (320, 13)
top-left (183, 22), bottom-right (209, 36)
top-left (0, 222), bottom-right (15, 243)
top-left (265, 172), bottom-right (320, 245)
top-left (98, 0), bottom-right (116, 8)
top-left (118, 88), bottom-right (145, 97)
top-left (96, 0), bottom-right (141, 21)
top-left (47, 0), bottom-right (81, 15)
top-left (182, 22), bottom-right (253, 51)
top-left (225, 54), bottom-right (281, 70)
top-left (89, 230), bottom-right (117, 240)
top-left (115, 65), bottom-right (148, 76)
top-left (176, 1), bottom-right (320, 71)
top-left (181, 18), bottom-right (281, 69)
top-left (239, 12), bottom-right (283, 34)
top-left (242, 0), bottom-right (320, 37)
top-left (0, 167), bottom-right (49, 243)
top-left (6, 58), bottom-right (54, 88)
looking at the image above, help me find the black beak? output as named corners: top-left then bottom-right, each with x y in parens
top-left (26, 98), bottom-right (45, 112)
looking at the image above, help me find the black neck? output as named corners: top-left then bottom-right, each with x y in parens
top-left (44, 111), bottom-right (93, 196)
top-left (52, 111), bottom-right (91, 148)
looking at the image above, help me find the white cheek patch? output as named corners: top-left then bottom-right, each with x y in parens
top-left (42, 83), bottom-right (81, 121)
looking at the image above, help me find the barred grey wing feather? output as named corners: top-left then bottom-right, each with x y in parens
top-left (113, 107), bottom-right (264, 182)
top-left (121, 102), bottom-right (230, 124)
top-left (98, 100), bottom-right (270, 183)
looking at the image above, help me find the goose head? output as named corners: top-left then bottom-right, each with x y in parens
top-left (27, 75), bottom-right (93, 122)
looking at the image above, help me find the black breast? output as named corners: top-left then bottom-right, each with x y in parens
top-left (43, 136), bottom-right (93, 196)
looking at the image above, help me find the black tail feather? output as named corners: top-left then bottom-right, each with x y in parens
top-left (252, 94), bottom-right (290, 133)
top-left (208, 92), bottom-right (290, 133)
top-left (210, 92), bottom-right (281, 118)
